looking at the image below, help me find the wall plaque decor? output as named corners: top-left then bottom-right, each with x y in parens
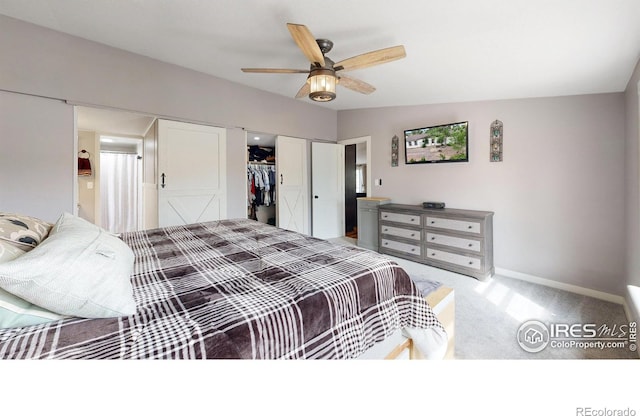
top-left (391, 135), bottom-right (399, 167)
top-left (490, 120), bottom-right (503, 162)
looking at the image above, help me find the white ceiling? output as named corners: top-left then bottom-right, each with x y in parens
top-left (1, 0), bottom-right (639, 111)
top-left (77, 106), bottom-right (155, 137)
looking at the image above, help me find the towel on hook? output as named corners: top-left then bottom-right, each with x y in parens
top-left (78, 155), bottom-right (92, 176)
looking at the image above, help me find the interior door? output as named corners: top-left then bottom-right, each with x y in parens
top-left (276, 135), bottom-right (309, 234)
top-left (311, 142), bottom-right (345, 239)
top-left (158, 119), bottom-right (227, 227)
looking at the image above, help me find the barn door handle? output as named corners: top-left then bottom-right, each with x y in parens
top-left (161, 173), bottom-right (166, 189)
top-left (280, 174), bottom-right (283, 185)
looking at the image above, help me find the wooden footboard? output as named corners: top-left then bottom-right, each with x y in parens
top-left (384, 286), bottom-right (455, 360)
top-left (384, 338), bottom-right (413, 359)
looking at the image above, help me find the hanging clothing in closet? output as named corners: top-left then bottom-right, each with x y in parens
top-left (247, 164), bottom-right (276, 210)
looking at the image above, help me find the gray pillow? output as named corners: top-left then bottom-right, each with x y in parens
top-left (0, 212), bottom-right (136, 319)
top-left (0, 212), bottom-right (53, 263)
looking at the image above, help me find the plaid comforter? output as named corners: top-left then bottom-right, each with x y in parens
top-left (0, 219), bottom-right (443, 359)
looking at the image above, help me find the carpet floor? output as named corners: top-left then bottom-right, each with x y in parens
top-left (331, 237), bottom-right (638, 359)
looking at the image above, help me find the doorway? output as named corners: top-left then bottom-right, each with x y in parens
top-left (345, 144), bottom-right (357, 238)
top-left (246, 131), bottom-right (277, 226)
top-left (99, 136), bottom-right (143, 233)
top-left (246, 132), bottom-right (311, 235)
top-left (339, 136), bottom-right (371, 240)
top-left (76, 105), bottom-right (155, 230)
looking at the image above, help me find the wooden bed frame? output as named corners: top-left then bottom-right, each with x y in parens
top-left (384, 286), bottom-right (455, 360)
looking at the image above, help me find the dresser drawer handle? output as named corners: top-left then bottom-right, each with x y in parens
top-left (431, 236), bottom-right (436, 241)
top-left (384, 242), bottom-right (388, 246)
top-left (468, 243), bottom-right (473, 247)
top-left (383, 215), bottom-right (388, 218)
top-left (430, 220), bottom-right (435, 224)
top-left (410, 218), bottom-right (415, 222)
top-left (384, 228), bottom-right (388, 232)
top-left (411, 248), bottom-right (415, 252)
top-left (411, 233), bottom-right (415, 237)
top-left (431, 252), bottom-right (436, 256)
top-left (468, 261), bottom-right (474, 265)
top-left (468, 225), bottom-right (473, 229)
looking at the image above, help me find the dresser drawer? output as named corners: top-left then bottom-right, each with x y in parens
top-left (426, 248), bottom-right (482, 270)
top-left (381, 238), bottom-right (421, 256)
top-left (377, 204), bottom-right (493, 281)
top-left (380, 211), bottom-right (421, 226)
top-left (425, 216), bottom-right (481, 234)
top-left (381, 225), bottom-right (421, 240)
top-left (426, 232), bottom-right (481, 252)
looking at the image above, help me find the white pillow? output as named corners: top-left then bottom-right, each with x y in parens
top-left (0, 287), bottom-right (66, 329)
top-left (0, 212), bottom-right (136, 319)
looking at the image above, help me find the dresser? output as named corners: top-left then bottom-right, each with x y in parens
top-left (356, 197), bottom-right (391, 251)
top-left (378, 204), bottom-right (494, 281)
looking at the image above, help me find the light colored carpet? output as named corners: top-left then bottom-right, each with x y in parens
top-left (331, 237), bottom-right (638, 359)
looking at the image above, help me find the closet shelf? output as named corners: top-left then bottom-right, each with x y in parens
top-left (248, 161), bottom-right (275, 165)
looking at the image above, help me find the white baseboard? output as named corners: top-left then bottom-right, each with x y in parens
top-left (495, 267), bottom-right (625, 305)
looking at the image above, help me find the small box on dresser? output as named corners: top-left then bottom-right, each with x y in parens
top-left (378, 204), bottom-right (494, 281)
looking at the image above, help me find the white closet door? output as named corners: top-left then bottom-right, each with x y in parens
top-left (276, 135), bottom-right (309, 234)
top-left (311, 142), bottom-right (345, 239)
top-left (158, 119), bottom-right (227, 227)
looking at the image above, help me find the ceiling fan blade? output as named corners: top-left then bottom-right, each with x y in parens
top-left (241, 68), bottom-right (309, 74)
top-left (295, 82), bottom-right (310, 99)
top-left (338, 75), bottom-right (376, 95)
top-left (334, 45), bottom-right (406, 72)
top-left (287, 23), bottom-right (325, 66)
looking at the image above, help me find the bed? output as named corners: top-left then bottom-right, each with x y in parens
top-left (0, 214), bottom-right (447, 359)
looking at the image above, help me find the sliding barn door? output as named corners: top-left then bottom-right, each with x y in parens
top-left (276, 135), bottom-right (309, 234)
top-left (158, 119), bottom-right (227, 227)
top-left (311, 142), bottom-right (345, 239)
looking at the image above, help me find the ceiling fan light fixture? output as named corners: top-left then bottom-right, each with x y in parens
top-left (242, 24), bottom-right (406, 103)
top-left (308, 69), bottom-right (336, 102)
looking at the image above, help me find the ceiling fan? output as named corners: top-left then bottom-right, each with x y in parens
top-left (241, 23), bottom-right (406, 102)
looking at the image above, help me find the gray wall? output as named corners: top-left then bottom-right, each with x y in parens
top-left (338, 93), bottom-right (626, 295)
top-left (0, 16), bottom-right (336, 142)
top-left (0, 15), bottom-right (337, 222)
top-left (0, 90), bottom-right (75, 223)
top-left (624, 58), bottom-right (640, 318)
